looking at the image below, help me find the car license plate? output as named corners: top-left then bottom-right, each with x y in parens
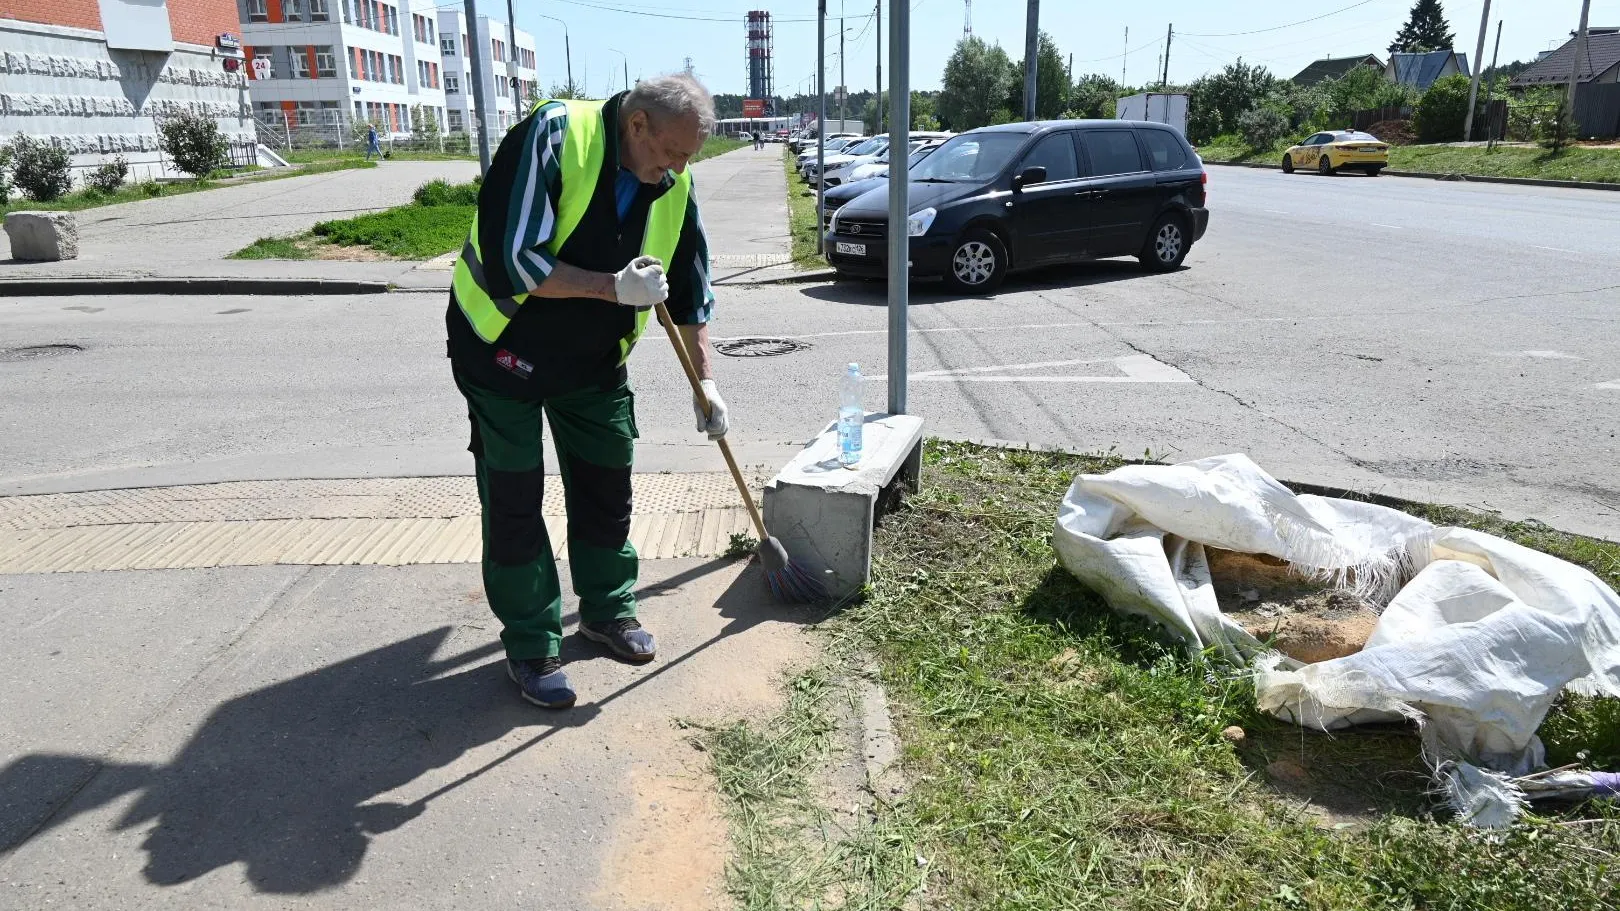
top-left (835, 242), bottom-right (866, 256)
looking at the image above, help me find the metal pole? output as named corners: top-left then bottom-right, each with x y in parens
top-left (565, 32), bottom-right (573, 90)
top-left (1022, 0), bottom-right (1038, 120)
top-left (816, 1), bottom-right (826, 254)
top-left (1568, 0), bottom-right (1592, 135)
top-left (609, 49), bottom-right (628, 93)
top-left (839, 6), bottom-right (846, 129)
top-left (463, 0), bottom-right (493, 172)
top-left (875, 0), bottom-right (881, 133)
top-left (886, 0), bottom-right (908, 415)
top-left (1463, 0), bottom-right (1491, 141)
top-left (1483, 20), bottom-right (1503, 149)
top-left (1122, 26), bottom-right (1128, 84)
top-left (505, 0), bottom-right (521, 113)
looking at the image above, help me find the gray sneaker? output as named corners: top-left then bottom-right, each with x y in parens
top-left (506, 656), bottom-right (576, 709)
top-left (579, 618), bottom-right (657, 663)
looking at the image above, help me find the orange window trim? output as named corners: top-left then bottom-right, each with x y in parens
top-left (267, 0), bottom-right (284, 24)
top-left (305, 46), bottom-right (319, 79)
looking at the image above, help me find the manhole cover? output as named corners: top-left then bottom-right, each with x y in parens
top-left (714, 337), bottom-right (809, 358)
top-left (0, 344), bottom-right (83, 363)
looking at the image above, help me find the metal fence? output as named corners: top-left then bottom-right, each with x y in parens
top-left (1574, 84), bottom-right (1620, 141)
top-left (251, 111), bottom-right (486, 155)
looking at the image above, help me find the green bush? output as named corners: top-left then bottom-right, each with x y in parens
top-left (1186, 61), bottom-right (1278, 143)
top-left (1238, 106), bottom-right (1291, 151)
top-left (1414, 74), bottom-right (1472, 143)
top-left (157, 111), bottom-right (229, 178)
top-left (138, 180), bottom-right (165, 197)
top-left (411, 179), bottom-right (479, 207)
top-left (0, 142), bottom-right (12, 202)
top-left (85, 155), bottom-right (129, 193)
top-left (8, 134), bottom-right (73, 201)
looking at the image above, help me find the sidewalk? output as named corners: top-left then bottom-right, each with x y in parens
top-left (0, 148), bottom-right (818, 292)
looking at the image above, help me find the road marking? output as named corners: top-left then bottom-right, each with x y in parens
top-left (1498, 350), bottom-right (1585, 360)
top-left (1371, 222), bottom-right (1403, 229)
top-left (871, 354), bottom-right (1194, 385)
top-left (1532, 245), bottom-right (1579, 254)
top-left (709, 316), bottom-right (1331, 345)
top-left (1264, 209), bottom-right (1290, 214)
top-left (1598, 379), bottom-right (1620, 391)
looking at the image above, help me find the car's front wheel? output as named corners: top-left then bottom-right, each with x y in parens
top-left (942, 228), bottom-right (1009, 294)
top-left (1138, 213), bottom-right (1191, 272)
top-left (1318, 155), bottom-right (1336, 175)
top-left (1281, 154), bottom-right (1295, 174)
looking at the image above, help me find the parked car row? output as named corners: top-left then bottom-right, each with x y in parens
top-left (820, 119), bottom-right (1209, 293)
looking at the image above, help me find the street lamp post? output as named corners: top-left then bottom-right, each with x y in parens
top-left (534, 13), bottom-right (573, 92)
top-left (608, 48), bottom-right (629, 93)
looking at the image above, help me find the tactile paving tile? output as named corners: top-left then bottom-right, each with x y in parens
top-left (0, 475), bottom-right (758, 573)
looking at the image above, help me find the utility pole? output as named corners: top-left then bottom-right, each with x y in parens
top-left (1463, 0), bottom-right (1491, 141)
top-left (504, 0), bottom-right (521, 113)
top-left (1568, 0), bottom-right (1592, 132)
top-left (1161, 24), bottom-right (1172, 89)
top-left (1022, 0), bottom-right (1039, 120)
top-left (875, 0), bottom-right (882, 133)
top-left (886, 0), bottom-right (909, 415)
top-left (816, 0), bottom-right (826, 254)
top-left (1483, 20), bottom-right (1503, 148)
top-left (463, 0), bottom-right (493, 171)
top-left (1122, 26), bottom-right (1128, 84)
top-left (839, 3), bottom-right (846, 129)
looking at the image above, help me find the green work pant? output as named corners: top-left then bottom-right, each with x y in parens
top-left (454, 371), bottom-right (640, 660)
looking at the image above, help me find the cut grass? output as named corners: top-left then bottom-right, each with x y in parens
top-left (1197, 140), bottom-right (1620, 184)
top-left (309, 203), bottom-right (473, 259)
top-left (229, 236), bottom-right (312, 260)
top-left (0, 159), bottom-right (374, 216)
top-left (782, 148), bottom-right (826, 268)
top-left (712, 440), bottom-right (1620, 910)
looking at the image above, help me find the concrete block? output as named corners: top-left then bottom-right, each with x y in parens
top-left (763, 413), bottom-right (925, 600)
top-left (4, 211), bottom-right (79, 261)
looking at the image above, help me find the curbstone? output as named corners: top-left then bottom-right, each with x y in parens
top-left (1201, 158), bottom-right (1620, 191)
top-left (0, 277), bottom-right (392, 297)
top-left (4, 211), bottom-right (80, 261)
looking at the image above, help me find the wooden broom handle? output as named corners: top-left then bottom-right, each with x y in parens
top-left (653, 300), bottom-right (769, 540)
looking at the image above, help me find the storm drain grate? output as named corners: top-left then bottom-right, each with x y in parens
top-left (714, 337), bottom-right (809, 358)
top-left (0, 344), bottom-right (83, 363)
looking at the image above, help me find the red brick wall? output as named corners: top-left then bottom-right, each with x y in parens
top-left (1, 0), bottom-right (102, 31)
top-left (168, 0), bottom-right (240, 47)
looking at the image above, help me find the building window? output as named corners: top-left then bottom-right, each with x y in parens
top-left (289, 49), bottom-right (311, 79)
top-left (390, 54), bottom-right (403, 84)
top-left (385, 6), bottom-right (398, 36)
top-left (309, 0), bottom-right (329, 21)
top-left (444, 73), bottom-right (460, 94)
top-left (348, 48), bottom-right (358, 79)
top-left (441, 36), bottom-right (456, 55)
top-left (354, 100), bottom-right (363, 119)
top-left (426, 18), bottom-right (434, 42)
top-left (248, 0), bottom-right (268, 21)
top-left (315, 46), bottom-right (336, 78)
top-left (448, 110), bottom-right (464, 132)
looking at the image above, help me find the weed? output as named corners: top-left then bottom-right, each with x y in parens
top-left (229, 236), bottom-right (313, 260)
top-left (724, 532), bottom-right (759, 560)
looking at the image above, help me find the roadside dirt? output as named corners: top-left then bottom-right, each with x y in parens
top-left (1207, 549), bottom-right (1381, 664)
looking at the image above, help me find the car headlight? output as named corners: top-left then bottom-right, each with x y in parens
top-left (907, 207), bottom-right (937, 237)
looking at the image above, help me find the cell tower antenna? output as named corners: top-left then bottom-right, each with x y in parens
top-left (963, 0), bottom-right (972, 38)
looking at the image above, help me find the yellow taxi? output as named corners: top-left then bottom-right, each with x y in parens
top-left (1281, 130), bottom-right (1390, 177)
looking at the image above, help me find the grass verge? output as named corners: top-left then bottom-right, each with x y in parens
top-left (711, 440), bottom-right (1620, 910)
top-left (1, 159), bottom-right (374, 216)
top-left (782, 148), bottom-right (826, 268)
top-left (1198, 140), bottom-right (1620, 184)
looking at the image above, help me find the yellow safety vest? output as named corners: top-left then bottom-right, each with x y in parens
top-left (451, 98), bottom-right (691, 364)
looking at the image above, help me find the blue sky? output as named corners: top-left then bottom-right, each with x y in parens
top-left (479, 0), bottom-right (1615, 98)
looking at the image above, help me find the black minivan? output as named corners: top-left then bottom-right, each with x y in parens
top-left (823, 120), bottom-right (1208, 293)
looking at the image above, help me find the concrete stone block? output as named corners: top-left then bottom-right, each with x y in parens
top-left (4, 211), bottom-right (80, 261)
top-left (763, 413), bottom-right (925, 600)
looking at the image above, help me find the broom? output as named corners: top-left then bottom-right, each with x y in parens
top-left (653, 299), bottom-right (827, 603)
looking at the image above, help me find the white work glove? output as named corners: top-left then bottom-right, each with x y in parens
top-left (613, 255), bottom-right (667, 310)
top-left (693, 379), bottom-right (729, 440)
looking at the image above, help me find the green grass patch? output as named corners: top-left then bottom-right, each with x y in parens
top-left (0, 159), bottom-right (373, 216)
top-left (229, 236), bottom-right (314, 260)
top-left (310, 202), bottom-right (473, 259)
top-left (782, 148), bottom-right (825, 268)
top-left (714, 440), bottom-right (1620, 909)
top-left (694, 135), bottom-right (748, 163)
top-left (1197, 138), bottom-right (1620, 184)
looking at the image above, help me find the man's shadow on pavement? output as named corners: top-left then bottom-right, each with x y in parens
top-left (0, 557), bottom-right (823, 895)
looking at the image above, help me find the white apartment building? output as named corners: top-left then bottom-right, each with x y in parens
top-left (238, 0), bottom-right (448, 137)
top-left (435, 9), bottom-right (536, 136)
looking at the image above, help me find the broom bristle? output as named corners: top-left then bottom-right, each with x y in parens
top-left (758, 536), bottom-right (828, 603)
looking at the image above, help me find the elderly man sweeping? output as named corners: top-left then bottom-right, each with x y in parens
top-left (446, 74), bottom-right (727, 710)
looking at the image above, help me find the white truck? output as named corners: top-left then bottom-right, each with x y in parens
top-left (1114, 93), bottom-right (1190, 137)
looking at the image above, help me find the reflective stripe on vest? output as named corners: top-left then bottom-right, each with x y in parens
top-left (452, 98), bottom-right (692, 365)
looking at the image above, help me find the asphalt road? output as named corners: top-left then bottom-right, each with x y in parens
top-left (1, 165), bottom-right (1615, 536)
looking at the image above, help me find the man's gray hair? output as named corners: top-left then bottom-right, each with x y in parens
top-left (622, 74), bottom-right (716, 140)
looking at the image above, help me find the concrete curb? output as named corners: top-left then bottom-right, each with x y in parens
top-left (714, 266), bottom-right (839, 286)
top-left (1202, 158), bottom-right (1620, 191)
top-left (0, 277), bottom-right (394, 296)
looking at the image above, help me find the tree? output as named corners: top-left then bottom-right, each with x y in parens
top-left (1008, 31), bottom-right (1068, 120)
top-left (1185, 60), bottom-right (1277, 143)
top-left (1389, 0), bottom-right (1455, 54)
top-left (156, 110), bottom-right (228, 179)
top-left (1068, 73), bottom-right (1123, 119)
top-left (548, 80), bottom-right (588, 100)
top-left (938, 37), bottom-right (1015, 131)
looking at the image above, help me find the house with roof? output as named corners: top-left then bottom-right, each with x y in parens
top-left (1291, 54), bottom-right (1384, 86)
top-left (1385, 49), bottom-right (1470, 90)
top-left (1510, 27), bottom-right (1620, 88)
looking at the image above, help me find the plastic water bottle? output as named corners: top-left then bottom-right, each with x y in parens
top-left (838, 363), bottom-right (864, 468)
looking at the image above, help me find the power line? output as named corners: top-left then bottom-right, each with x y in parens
top-left (551, 0), bottom-right (873, 25)
top-left (1180, 0), bottom-right (1382, 38)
